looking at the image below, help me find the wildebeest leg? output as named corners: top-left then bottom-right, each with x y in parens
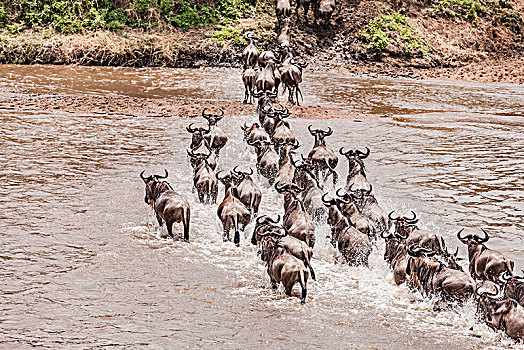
top-left (183, 208), bottom-right (190, 242)
top-left (166, 219), bottom-right (175, 238)
top-left (243, 88), bottom-right (249, 104)
top-left (284, 283), bottom-right (293, 296)
top-left (223, 229), bottom-right (230, 242)
top-left (156, 214), bottom-right (163, 227)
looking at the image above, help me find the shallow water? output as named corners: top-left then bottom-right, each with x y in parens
top-left (0, 65), bottom-right (523, 348)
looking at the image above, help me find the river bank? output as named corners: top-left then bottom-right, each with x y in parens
top-left (1, 28), bottom-right (523, 85)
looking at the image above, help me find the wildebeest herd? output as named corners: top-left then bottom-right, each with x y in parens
top-left (138, 36), bottom-right (524, 343)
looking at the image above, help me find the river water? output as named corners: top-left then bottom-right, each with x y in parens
top-left (0, 65), bottom-right (523, 349)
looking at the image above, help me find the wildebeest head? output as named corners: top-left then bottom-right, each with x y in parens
top-left (308, 125), bottom-right (333, 147)
top-left (140, 169), bottom-right (169, 205)
top-left (201, 108), bottom-right (224, 127)
top-left (339, 147), bottom-right (369, 174)
top-left (187, 149), bottom-right (212, 169)
top-left (231, 165), bottom-right (254, 185)
top-left (441, 246), bottom-right (465, 271)
top-left (216, 170), bottom-right (232, 192)
top-left (457, 227), bottom-right (490, 245)
top-left (251, 214), bottom-right (284, 245)
top-left (186, 122), bottom-right (211, 149)
top-left (292, 156), bottom-right (318, 189)
top-left (389, 210), bottom-right (419, 239)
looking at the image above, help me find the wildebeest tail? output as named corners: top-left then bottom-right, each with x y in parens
top-left (233, 213), bottom-right (240, 246)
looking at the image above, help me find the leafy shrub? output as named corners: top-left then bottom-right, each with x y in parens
top-left (209, 25), bottom-right (246, 46)
top-left (0, 7), bottom-right (8, 28)
top-left (434, 0), bottom-right (483, 23)
top-left (134, 0), bottom-right (151, 13)
top-left (358, 13), bottom-right (428, 55)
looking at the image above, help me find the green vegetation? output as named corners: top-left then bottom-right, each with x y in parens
top-left (0, 0), bottom-right (260, 34)
top-left (433, 0), bottom-right (524, 34)
top-left (358, 12), bottom-right (429, 56)
top-left (433, 0), bottom-right (483, 23)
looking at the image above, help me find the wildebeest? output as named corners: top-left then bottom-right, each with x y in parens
top-left (314, 0), bottom-right (335, 24)
top-left (349, 185), bottom-right (390, 238)
top-left (248, 140), bottom-right (279, 185)
top-left (202, 108), bottom-right (228, 157)
top-left (381, 230), bottom-right (409, 285)
top-left (293, 159), bottom-right (327, 222)
top-left (280, 59), bottom-right (307, 106)
top-left (457, 228), bottom-right (514, 284)
top-left (335, 188), bottom-right (373, 238)
top-left (140, 170), bottom-right (190, 242)
top-left (324, 198), bottom-right (372, 266)
top-left (253, 90), bottom-right (278, 124)
top-left (276, 140), bottom-right (300, 187)
top-left (231, 166), bottom-right (262, 217)
top-left (502, 271), bottom-right (524, 307)
top-left (187, 150), bottom-right (218, 204)
top-left (306, 125), bottom-right (338, 185)
top-left (276, 0), bottom-right (292, 27)
top-left (275, 182), bottom-right (316, 248)
top-left (406, 245), bottom-right (475, 304)
top-left (217, 172), bottom-right (251, 246)
top-left (476, 284), bottom-right (524, 340)
top-left (255, 60), bottom-right (279, 94)
top-left (258, 50), bottom-right (277, 68)
top-left (295, 0), bottom-right (313, 24)
top-left (251, 215), bottom-right (316, 281)
top-left (241, 32), bottom-right (260, 69)
top-left (339, 147), bottom-right (371, 192)
top-left (242, 68), bottom-right (257, 104)
top-left (186, 123), bottom-right (217, 170)
top-left (241, 121), bottom-right (270, 144)
top-left (270, 107), bottom-right (296, 152)
top-left (261, 235), bottom-right (309, 304)
top-left (389, 211), bottom-right (446, 255)
top-left (277, 21), bottom-right (291, 48)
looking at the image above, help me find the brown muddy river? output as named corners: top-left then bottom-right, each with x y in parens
top-left (0, 65), bottom-right (523, 349)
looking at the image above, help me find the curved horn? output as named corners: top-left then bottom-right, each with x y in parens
top-left (406, 210), bottom-right (418, 223)
top-left (155, 169), bottom-right (168, 179)
top-left (475, 284), bottom-right (501, 299)
top-left (202, 124), bottom-right (211, 134)
top-left (456, 228), bottom-right (472, 243)
top-left (256, 215), bottom-right (271, 226)
top-left (339, 147), bottom-right (352, 156)
top-left (232, 165), bottom-right (241, 175)
top-left (247, 167), bottom-right (254, 175)
top-left (348, 184), bottom-right (356, 193)
top-left (388, 210), bottom-right (400, 221)
top-left (357, 147), bottom-right (371, 159)
top-left (217, 109), bottom-right (225, 119)
top-left (241, 122), bottom-right (247, 131)
top-left (365, 185), bottom-right (373, 196)
top-left (202, 108), bottom-right (211, 119)
top-left (381, 230), bottom-right (394, 239)
top-left (308, 125), bottom-right (317, 135)
top-left (274, 181), bottom-right (287, 193)
top-left (324, 127), bottom-right (333, 136)
top-left (140, 170), bottom-right (148, 182)
top-left (336, 188), bottom-right (347, 198)
top-left (186, 123), bottom-right (197, 133)
top-left (478, 228), bottom-right (490, 244)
